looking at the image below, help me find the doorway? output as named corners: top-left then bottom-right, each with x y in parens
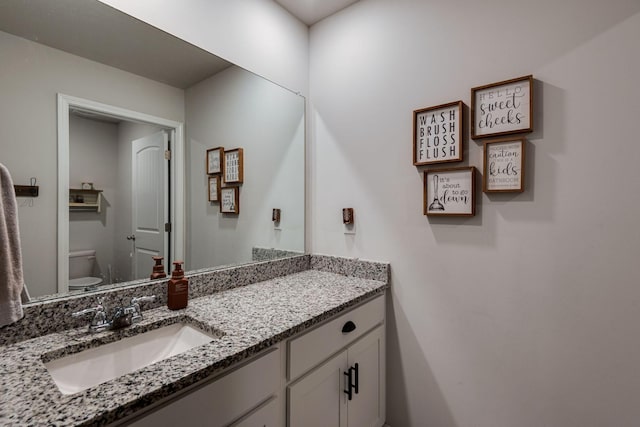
top-left (57, 94), bottom-right (184, 294)
top-left (131, 130), bottom-right (170, 280)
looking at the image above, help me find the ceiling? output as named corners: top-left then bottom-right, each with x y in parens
top-left (274, 0), bottom-right (360, 25)
top-left (0, 0), bottom-right (232, 89)
top-left (0, 0), bottom-right (359, 89)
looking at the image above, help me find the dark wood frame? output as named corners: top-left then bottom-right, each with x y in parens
top-left (223, 148), bottom-right (244, 184)
top-left (423, 166), bottom-right (475, 217)
top-left (220, 186), bottom-right (240, 214)
top-left (208, 175), bottom-right (220, 202)
top-left (483, 137), bottom-right (526, 193)
top-left (471, 75), bottom-right (533, 140)
top-left (272, 208), bottom-right (281, 223)
top-left (206, 147), bottom-right (223, 175)
top-left (342, 208), bottom-right (354, 225)
top-left (413, 100), bottom-right (463, 166)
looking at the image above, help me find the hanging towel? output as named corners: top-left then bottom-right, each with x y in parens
top-left (0, 163), bottom-right (24, 327)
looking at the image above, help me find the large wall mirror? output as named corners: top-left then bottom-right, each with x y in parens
top-left (0, 0), bottom-right (305, 302)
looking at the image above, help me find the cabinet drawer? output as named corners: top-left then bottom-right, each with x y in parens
top-left (129, 347), bottom-right (280, 427)
top-left (288, 295), bottom-right (384, 381)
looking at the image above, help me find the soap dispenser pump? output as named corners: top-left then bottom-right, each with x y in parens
top-left (167, 261), bottom-right (188, 310)
top-left (150, 256), bottom-right (167, 280)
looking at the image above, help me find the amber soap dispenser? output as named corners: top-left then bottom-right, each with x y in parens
top-left (167, 261), bottom-right (188, 310)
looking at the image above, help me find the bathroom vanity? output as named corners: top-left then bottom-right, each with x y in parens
top-left (0, 255), bottom-right (389, 426)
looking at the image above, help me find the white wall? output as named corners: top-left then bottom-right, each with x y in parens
top-left (186, 66), bottom-right (305, 270)
top-left (310, 1), bottom-right (640, 426)
top-left (99, 0), bottom-right (309, 96)
top-left (0, 30), bottom-right (184, 297)
top-left (69, 115), bottom-right (119, 280)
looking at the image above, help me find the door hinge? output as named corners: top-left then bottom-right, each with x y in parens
top-left (164, 150), bottom-right (171, 160)
top-left (165, 222), bottom-right (172, 232)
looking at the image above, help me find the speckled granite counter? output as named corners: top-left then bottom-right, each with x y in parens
top-left (0, 267), bottom-right (388, 426)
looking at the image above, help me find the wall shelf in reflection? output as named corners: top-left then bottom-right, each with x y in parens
top-left (69, 189), bottom-right (103, 213)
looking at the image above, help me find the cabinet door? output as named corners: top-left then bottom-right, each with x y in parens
top-left (288, 350), bottom-right (348, 427)
top-left (347, 326), bottom-right (385, 427)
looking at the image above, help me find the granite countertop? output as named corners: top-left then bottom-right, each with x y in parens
top-left (0, 269), bottom-right (387, 426)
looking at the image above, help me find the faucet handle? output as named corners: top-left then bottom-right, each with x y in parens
top-left (71, 298), bottom-right (109, 332)
top-left (130, 295), bottom-right (156, 323)
top-left (71, 307), bottom-right (99, 318)
top-left (71, 297), bottom-right (106, 318)
top-left (131, 295), bottom-right (156, 305)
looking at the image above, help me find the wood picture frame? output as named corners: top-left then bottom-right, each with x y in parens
top-left (471, 75), bottom-right (533, 139)
top-left (424, 166), bottom-right (475, 216)
top-left (220, 187), bottom-right (239, 214)
top-left (413, 100), bottom-right (463, 165)
top-left (208, 176), bottom-right (220, 202)
top-left (483, 137), bottom-right (526, 193)
top-left (206, 147), bottom-right (223, 175)
top-left (272, 208), bottom-right (281, 223)
top-left (342, 208), bottom-right (354, 225)
top-left (223, 148), bottom-right (244, 184)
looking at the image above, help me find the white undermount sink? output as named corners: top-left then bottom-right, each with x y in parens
top-left (45, 323), bottom-right (219, 395)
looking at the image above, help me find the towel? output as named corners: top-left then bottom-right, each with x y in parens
top-left (0, 163), bottom-right (24, 327)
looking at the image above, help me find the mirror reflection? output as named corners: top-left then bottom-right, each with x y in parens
top-left (0, 0), bottom-right (305, 302)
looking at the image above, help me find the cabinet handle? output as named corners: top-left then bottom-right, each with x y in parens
top-left (343, 363), bottom-right (359, 401)
top-left (354, 362), bottom-right (359, 395)
top-left (344, 368), bottom-right (353, 400)
top-left (342, 320), bottom-right (356, 333)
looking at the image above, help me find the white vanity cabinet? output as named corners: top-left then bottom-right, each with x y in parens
top-left (122, 294), bottom-right (385, 427)
top-left (287, 295), bottom-right (386, 427)
top-left (126, 346), bottom-right (282, 427)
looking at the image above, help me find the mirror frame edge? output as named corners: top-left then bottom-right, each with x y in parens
top-left (56, 93), bottom-right (185, 294)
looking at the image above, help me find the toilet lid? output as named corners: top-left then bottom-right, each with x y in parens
top-left (69, 277), bottom-right (103, 289)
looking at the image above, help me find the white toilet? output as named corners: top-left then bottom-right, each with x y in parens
top-left (68, 249), bottom-right (103, 291)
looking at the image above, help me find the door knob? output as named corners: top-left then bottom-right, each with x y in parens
top-left (126, 235), bottom-right (136, 241)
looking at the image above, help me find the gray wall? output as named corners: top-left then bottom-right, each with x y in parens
top-left (309, 1), bottom-right (640, 426)
top-left (186, 66), bottom-right (304, 270)
top-left (0, 29), bottom-right (184, 297)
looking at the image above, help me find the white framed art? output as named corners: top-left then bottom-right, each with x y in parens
top-left (413, 101), bottom-right (463, 165)
top-left (223, 148), bottom-right (244, 184)
top-left (483, 137), bottom-right (525, 193)
top-left (424, 166), bottom-right (476, 216)
top-left (471, 75), bottom-right (533, 139)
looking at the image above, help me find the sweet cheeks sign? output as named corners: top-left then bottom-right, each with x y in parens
top-left (471, 75), bottom-right (533, 139)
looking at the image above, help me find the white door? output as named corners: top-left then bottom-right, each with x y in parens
top-left (131, 130), bottom-right (168, 280)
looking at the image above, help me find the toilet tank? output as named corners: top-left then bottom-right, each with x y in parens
top-left (69, 249), bottom-right (96, 279)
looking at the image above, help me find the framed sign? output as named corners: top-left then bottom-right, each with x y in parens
top-left (424, 166), bottom-right (475, 216)
top-left (413, 101), bottom-right (463, 165)
top-left (208, 176), bottom-right (220, 202)
top-left (471, 75), bottom-right (533, 139)
top-left (206, 147), bottom-right (223, 174)
top-left (223, 148), bottom-right (244, 184)
top-left (220, 187), bottom-right (239, 214)
top-left (483, 137), bottom-right (525, 193)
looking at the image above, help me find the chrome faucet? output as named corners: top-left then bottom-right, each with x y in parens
top-left (71, 295), bottom-right (156, 333)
